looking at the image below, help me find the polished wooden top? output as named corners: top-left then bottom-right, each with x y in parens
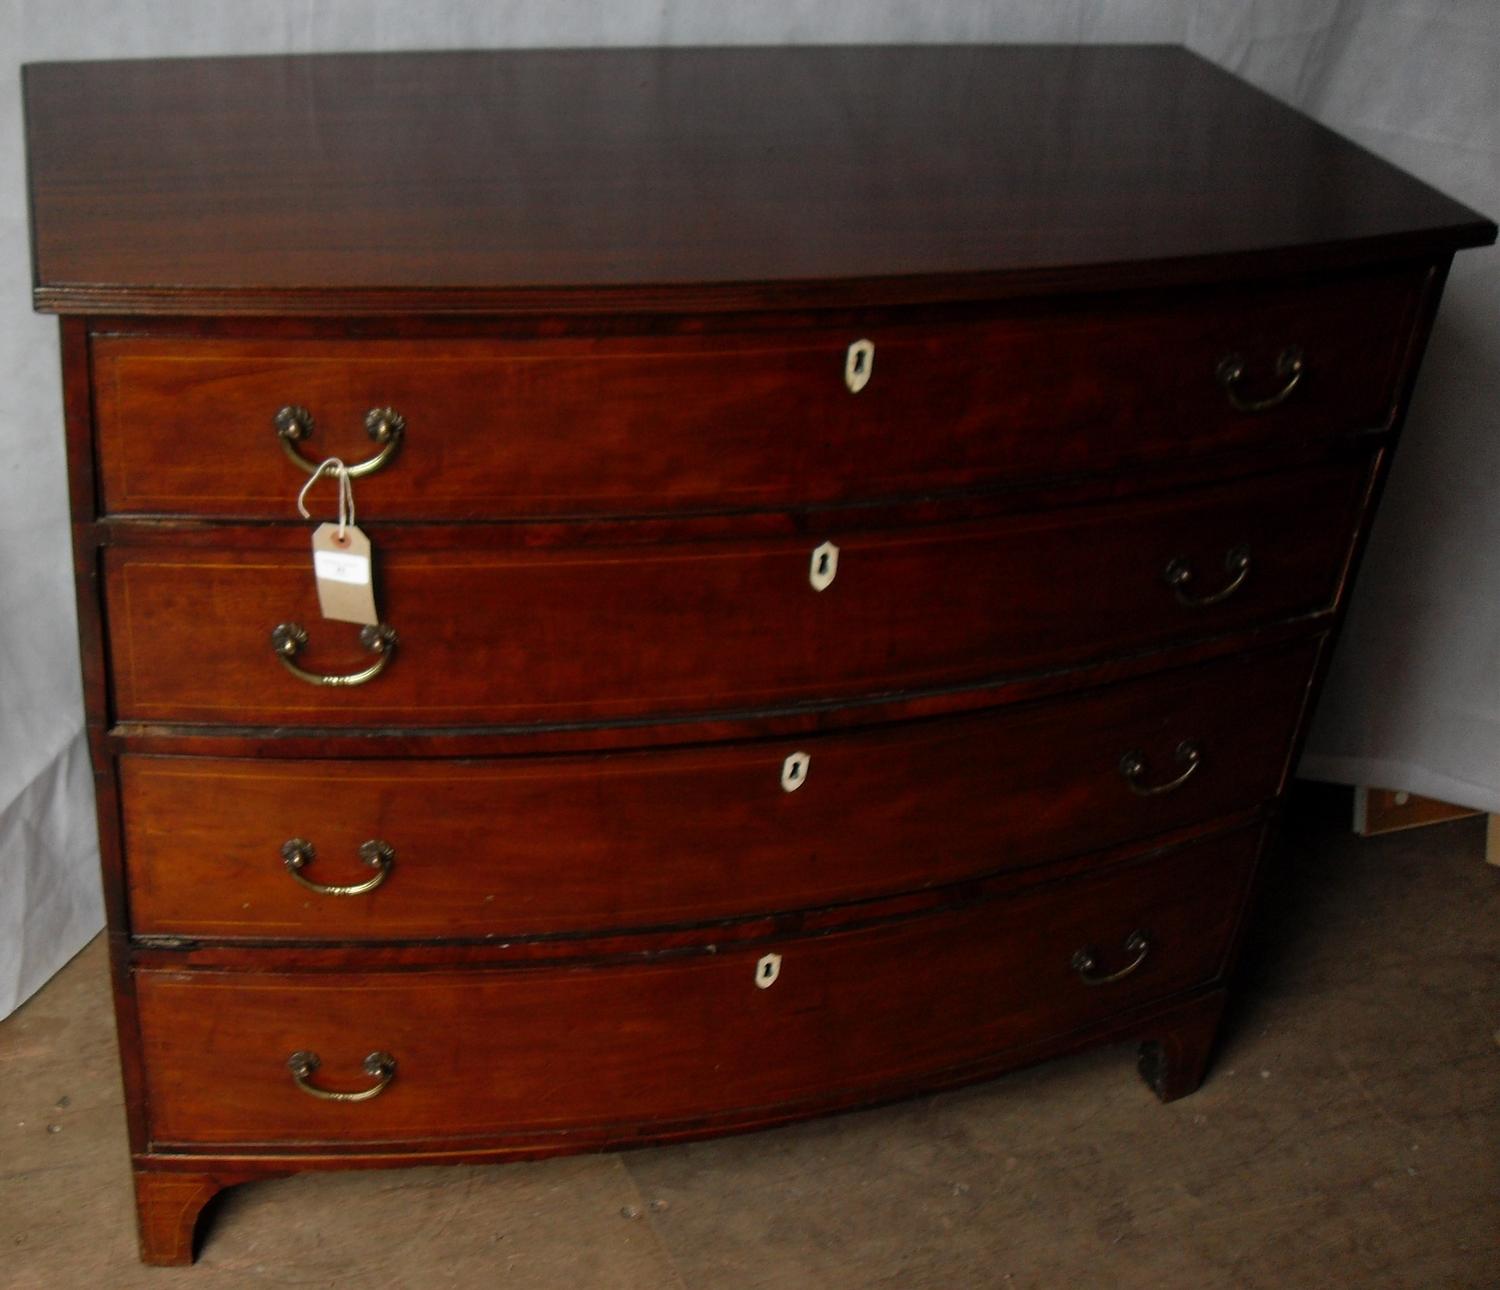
top-left (24, 45), bottom-right (1495, 315)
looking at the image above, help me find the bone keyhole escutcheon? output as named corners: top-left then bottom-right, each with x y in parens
top-left (755, 953), bottom-right (783, 989)
top-left (809, 541), bottom-right (839, 591)
top-left (845, 339), bottom-right (874, 393)
top-left (781, 752), bottom-right (810, 792)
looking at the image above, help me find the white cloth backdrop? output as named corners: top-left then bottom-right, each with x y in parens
top-left (1, 1), bottom-right (1495, 1017)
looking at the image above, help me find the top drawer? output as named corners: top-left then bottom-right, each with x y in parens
top-left (91, 271), bottom-right (1421, 519)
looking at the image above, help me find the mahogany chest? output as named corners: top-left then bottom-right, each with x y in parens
top-left (22, 45), bottom-right (1494, 1264)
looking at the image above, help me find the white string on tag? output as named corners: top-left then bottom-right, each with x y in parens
top-left (296, 457), bottom-right (355, 539)
top-left (297, 456), bottom-right (378, 624)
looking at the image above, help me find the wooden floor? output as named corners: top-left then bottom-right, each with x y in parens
top-left (3, 787), bottom-right (1496, 1288)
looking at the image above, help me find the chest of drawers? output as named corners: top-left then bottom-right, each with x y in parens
top-left (23, 46), bottom-right (1494, 1264)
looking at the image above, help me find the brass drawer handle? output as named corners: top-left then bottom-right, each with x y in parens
top-left (271, 622), bottom-right (396, 687)
top-left (286, 1050), bottom-right (396, 1102)
top-left (1163, 544), bottom-right (1250, 607)
top-left (1119, 740), bottom-right (1200, 796)
top-left (274, 405), bottom-right (405, 478)
top-left (1216, 346), bottom-right (1304, 413)
top-left (1071, 931), bottom-right (1150, 986)
top-left (281, 838), bottom-right (394, 896)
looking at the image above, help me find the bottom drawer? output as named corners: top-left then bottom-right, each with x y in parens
top-left (137, 828), bottom-right (1259, 1147)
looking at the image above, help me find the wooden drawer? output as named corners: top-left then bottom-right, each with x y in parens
top-left (122, 643), bottom-right (1313, 940)
top-left (93, 271), bottom-right (1418, 519)
top-left (105, 464), bottom-right (1365, 726)
top-left (135, 829), bottom-right (1256, 1146)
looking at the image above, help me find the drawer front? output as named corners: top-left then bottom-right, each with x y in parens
top-left (122, 643), bottom-right (1314, 939)
top-left (136, 830), bottom-right (1258, 1146)
top-left (94, 272), bottom-right (1418, 518)
top-left (106, 464), bottom-right (1364, 726)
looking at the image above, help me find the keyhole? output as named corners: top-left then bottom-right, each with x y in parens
top-left (809, 541), bottom-right (839, 591)
top-left (844, 339), bottom-right (874, 393)
top-left (786, 750), bottom-right (810, 792)
top-left (781, 752), bottom-right (810, 792)
top-left (755, 952), bottom-right (783, 988)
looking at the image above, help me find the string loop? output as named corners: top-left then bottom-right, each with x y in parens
top-left (296, 458), bottom-right (355, 538)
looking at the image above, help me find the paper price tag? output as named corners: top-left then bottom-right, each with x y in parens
top-left (314, 547), bottom-right (371, 586)
top-left (311, 523), bottom-right (379, 625)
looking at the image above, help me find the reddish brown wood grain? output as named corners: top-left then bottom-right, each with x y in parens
top-left (102, 620), bottom-right (1329, 760)
top-left (123, 813), bottom-right (1267, 970)
top-left (134, 830), bottom-right (1257, 1147)
top-left (92, 271), bottom-right (1418, 518)
top-left (120, 642), bottom-right (1315, 940)
top-left (55, 318), bottom-right (161, 1162)
top-left (23, 48), bottom-right (1493, 316)
top-left (103, 464), bottom-right (1367, 726)
top-left (1135, 988), bottom-right (1231, 1103)
top-left (125, 983), bottom-right (1230, 1240)
top-left (132, 1169), bottom-right (263, 1266)
top-left (27, 44), bottom-right (1496, 1268)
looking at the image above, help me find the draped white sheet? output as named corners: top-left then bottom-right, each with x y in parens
top-left (1, 1), bottom-right (1494, 1016)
